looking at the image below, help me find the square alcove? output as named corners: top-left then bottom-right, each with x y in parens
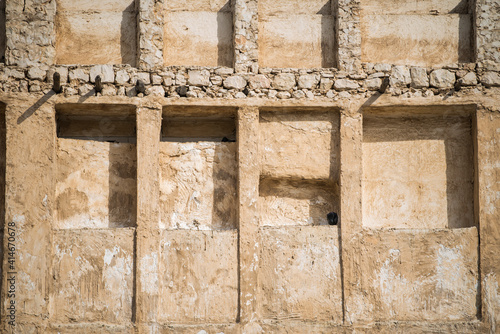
top-left (55, 104), bottom-right (137, 229)
top-left (258, 0), bottom-right (336, 68)
top-left (258, 108), bottom-right (340, 227)
top-left (360, 0), bottom-right (473, 66)
top-left (163, 0), bottom-right (233, 67)
top-left (158, 106), bottom-right (239, 325)
top-left (362, 106), bottom-right (476, 229)
top-left (55, 0), bottom-right (137, 65)
top-left (160, 106), bottom-right (238, 231)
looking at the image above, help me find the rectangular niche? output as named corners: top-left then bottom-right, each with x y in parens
top-left (362, 106), bottom-right (475, 229)
top-left (160, 106), bottom-right (238, 230)
top-left (360, 0), bottom-right (472, 66)
top-left (259, 178), bottom-right (339, 227)
top-left (259, 108), bottom-right (340, 227)
top-left (55, 104), bottom-right (137, 229)
top-left (164, 0), bottom-right (233, 67)
top-left (258, 0), bottom-right (336, 68)
top-left (55, 0), bottom-right (137, 65)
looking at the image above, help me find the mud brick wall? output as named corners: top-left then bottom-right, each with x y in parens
top-left (0, 0), bottom-right (499, 333)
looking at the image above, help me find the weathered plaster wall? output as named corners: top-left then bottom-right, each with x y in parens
top-left (56, 139), bottom-right (137, 229)
top-left (51, 229), bottom-right (134, 324)
top-left (55, 0), bottom-right (137, 65)
top-left (363, 112), bottom-right (474, 229)
top-left (163, 0), bottom-right (233, 67)
top-left (158, 229), bottom-right (238, 323)
top-left (258, 0), bottom-right (335, 68)
top-left (0, 0), bottom-right (499, 332)
top-left (360, 0), bottom-right (472, 67)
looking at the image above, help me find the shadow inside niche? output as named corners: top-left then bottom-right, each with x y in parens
top-left (120, 1), bottom-right (137, 66)
top-left (362, 112), bottom-right (474, 229)
top-left (217, 1), bottom-right (234, 67)
top-left (318, 1), bottom-right (336, 68)
top-left (108, 139), bottom-right (137, 228)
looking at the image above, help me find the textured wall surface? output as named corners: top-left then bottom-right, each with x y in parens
top-left (0, 0), bottom-right (499, 333)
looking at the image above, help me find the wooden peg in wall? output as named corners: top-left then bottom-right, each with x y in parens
top-left (136, 79), bottom-right (146, 94)
top-left (52, 72), bottom-right (62, 94)
top-left (95, 75), bottom-right (103, 94)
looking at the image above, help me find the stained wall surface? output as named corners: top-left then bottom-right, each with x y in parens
top-left (363, 113), bottom-right (474, 229)
top-left (258, 0), bottom-right (335, 68)
top-left (360, 0), bottom-right (472, 66)
top-left (0, 0), bottom-right (500, 332)
top-left (55, 0), bottom-right (137, 65)
top-left (163, 0), bottom-right (233, 67)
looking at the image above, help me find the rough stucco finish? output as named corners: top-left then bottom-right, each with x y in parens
top-left (258, 226), bottom-right (343, 323)
top-left (347, 228), bottom-right (479, 323)
top-left (477, 108), bottom-right (500, 331)
top-left (55, 139), bottom-right (137, 229)
top-left (2, 99), bottom-right (55, 329)
top-left (158, 229), bottom-right (238, 324)
top-left (55, 0), bottom-right (136, 65)
top-left (51, 229), bottom-right (134, 324)
top-left (159, 141), bottom-right (237, 230)
top-left (134, 105), bottom-right (162, 330)
top-left (259, 178), bottom-right (339, 227)
top-left (163, 1), bottom-right (233, 67)
top-left (259, 111), bottom-right (339, 180)
top-left (361, 14), bottom-right (472, 67)
top-left (258, 0), bottom-right (335, 68)
top-left (362, 114), bottom-right (474, 229)
top-left (259, 15), bottom-right (335, 69)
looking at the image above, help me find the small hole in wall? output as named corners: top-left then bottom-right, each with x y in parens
top-left (55, 104), bottom-right (137, 229)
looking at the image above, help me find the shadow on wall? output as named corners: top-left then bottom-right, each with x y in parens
top-left (318, 1), bottom-right (336, 68)
top-left (258, 110), bottom-right (340, 226)
top-left (363, 113), bottom-right (474, 229)
top-left (121, 1), bottom-right (137, 66)
top-left (108, 140), bottom-right (137, 228)
top-left (218, 1), bottom-right (234, 67)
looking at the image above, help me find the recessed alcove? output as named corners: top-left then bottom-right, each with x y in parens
top-left (360, 0), bottom-right (473, 66)
top-left (258, 0), bottom-right (336, 68)
top-left (158, 106), bottom-right (238, 324)
top-left (258, 108), bottom-right (339, 227)
top-left (163, 0), bottom-right (233, 67)
top-left (55, 0), bottom-right (137, 65)
top-left (362, 106), bottom-right (475, 229)
top-left (54, 104), bottom-right (137, 229)
top-left (160, 106), bottom-right (238, 231)
top-left (257, 107), bottom-right (342, 322)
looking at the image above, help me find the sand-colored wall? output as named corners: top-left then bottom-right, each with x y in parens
top-left (360, 0), bottom-right (472, 66)
top-left (163, 0), bottom-right (233, 67)
top-left (55, 0), bottom-right (137, 65)
top-left (0, 95), bottom-right (498, 334)
top-left (362, 113), bottom-right (474, 229)
top-left (258, 0), bottom-right (335, 68)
